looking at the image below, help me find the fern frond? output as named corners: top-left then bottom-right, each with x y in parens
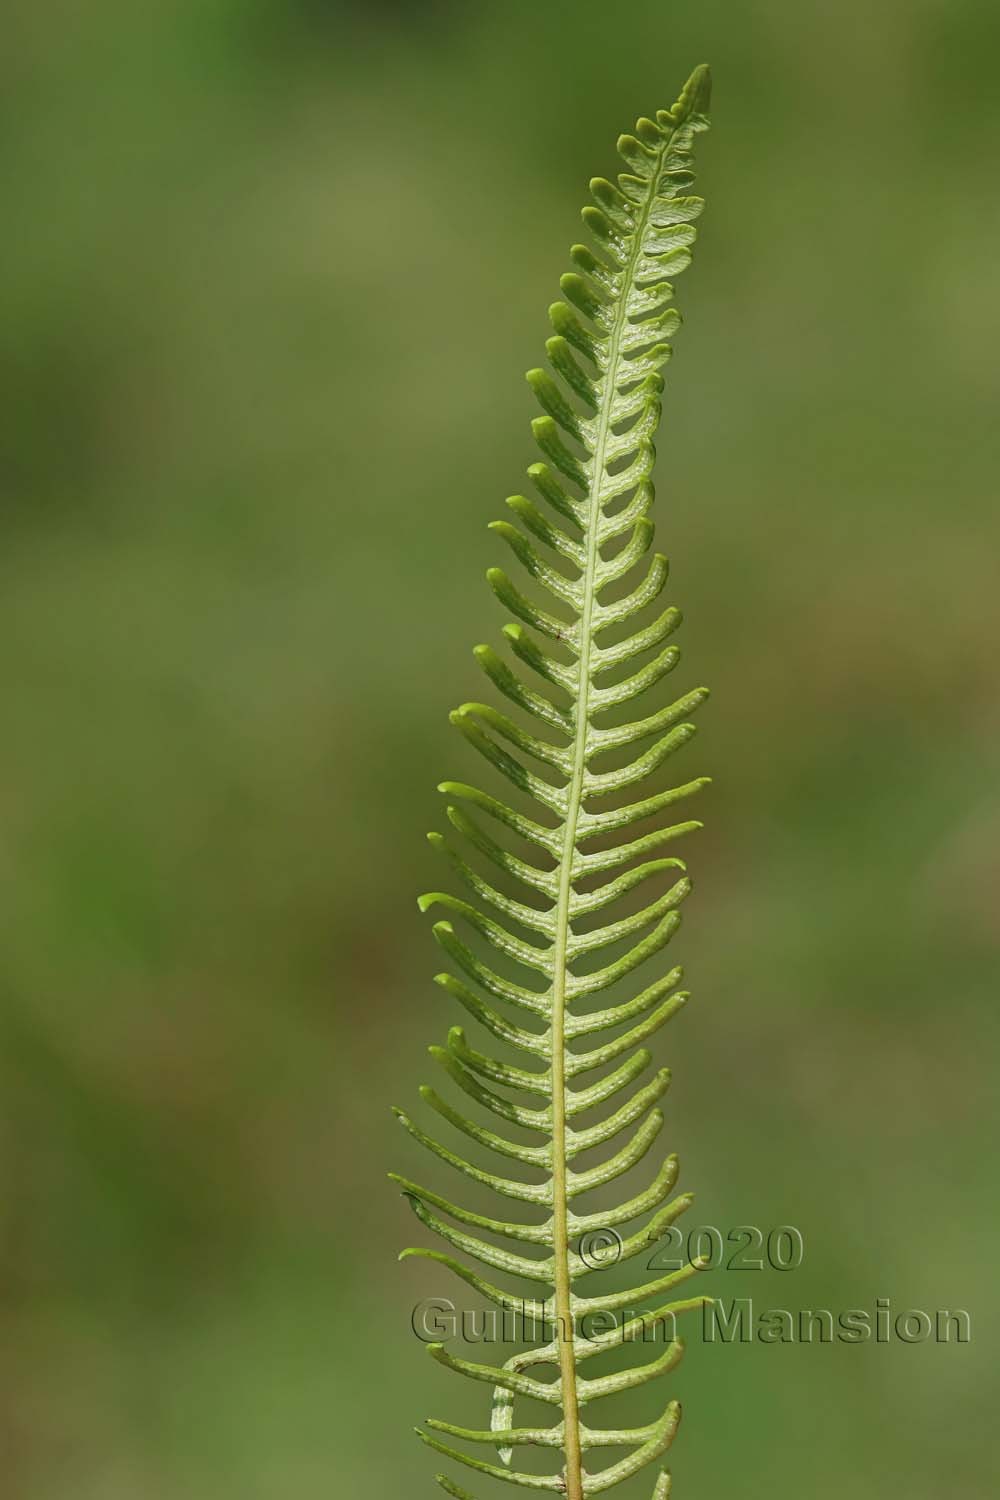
top-left (394, 62), bottom-right (715, 1499)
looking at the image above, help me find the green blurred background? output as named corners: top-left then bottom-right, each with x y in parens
top-left (2, 1), bottom-right (997, 1495)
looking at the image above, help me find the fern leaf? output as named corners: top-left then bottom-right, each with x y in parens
top-left (395, 62), bottom-right (715, 1499)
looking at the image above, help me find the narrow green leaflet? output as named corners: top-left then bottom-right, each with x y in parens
top-left (394, 63), bottom-right (715, 1500)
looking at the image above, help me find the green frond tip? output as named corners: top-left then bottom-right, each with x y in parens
top-left (674, 62), bottom-right (711, 120)
top-left (394, 60), bottom-right (720, 1500)
top-left (437, 1478), bottom-right (479, 1500)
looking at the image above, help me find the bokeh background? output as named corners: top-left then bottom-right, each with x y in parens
top-left (2, 1), bottom-right (997, 1496)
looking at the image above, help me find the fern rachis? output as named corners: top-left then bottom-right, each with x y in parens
top-left (393, 64), bottom-right (715, 1499)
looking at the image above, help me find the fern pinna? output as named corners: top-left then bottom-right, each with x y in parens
top-left (392, 64), bottom-right (714, 1500)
